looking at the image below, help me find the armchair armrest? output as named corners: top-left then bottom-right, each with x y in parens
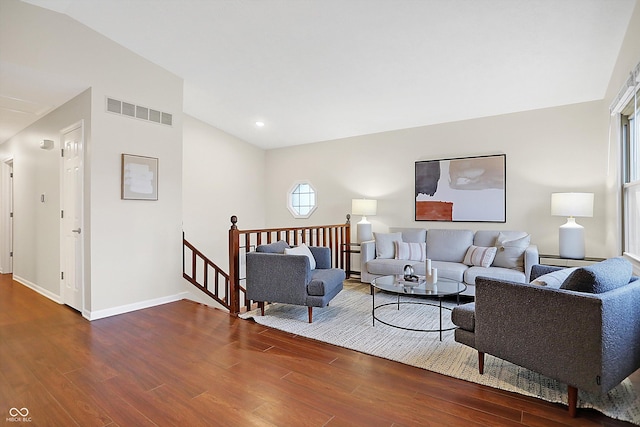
top-left (245, 252), bottom-right (311, 305)
top-left (523, 244), bottom-right (539, 281)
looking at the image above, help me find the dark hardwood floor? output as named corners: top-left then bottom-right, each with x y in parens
top-left (1, 273), bottom-right (637, 427)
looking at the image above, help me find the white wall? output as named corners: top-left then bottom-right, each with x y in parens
top-left (265, 100), bottom-right (611, 258)
top-left (182, 115), bottom-right (266, 270)
top-left (2, 0), bottom-right (185, 318)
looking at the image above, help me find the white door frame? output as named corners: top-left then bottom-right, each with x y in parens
top-left (0, 157), bottom-right (14, 274)
top-left (59, 120), bottom-right (85, 313)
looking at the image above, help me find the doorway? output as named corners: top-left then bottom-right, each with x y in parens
top-left (60, 121), bottom-right (84, 312)
top-left (1, 158), bottom-right (13, 274)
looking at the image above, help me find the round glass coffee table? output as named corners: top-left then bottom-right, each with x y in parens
top-left (371, 275), bottom-right (467, 341)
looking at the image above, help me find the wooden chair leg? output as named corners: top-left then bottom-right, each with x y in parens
top-left (478, 351), bottom-right (485, 375)
top-left (308, 306), bottom-right (313, 323)
top-left (567, 385), bottom-right (578, 417)
top-left (259, 301), bottom-right (265, 316)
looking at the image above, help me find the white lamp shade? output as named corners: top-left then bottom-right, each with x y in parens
top-left (551, 193), bottom-right (594, 217)
top-left (351, 199), bottom-right (377, 216)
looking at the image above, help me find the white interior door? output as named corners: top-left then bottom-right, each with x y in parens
top-left (8, 161), bottom-right (12, 274)
top-left (1, 159), bottom-right (14, 274)
top-left (61, 122), bottom-right (84, 312)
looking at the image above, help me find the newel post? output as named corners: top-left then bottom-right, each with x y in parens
top-left (228, 215), bottom-right (240, 315)
top-left (344, 214), bottom-right (351, 271)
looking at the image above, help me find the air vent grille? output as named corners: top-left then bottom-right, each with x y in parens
top-left (105, 97), bottom-right (172, 127)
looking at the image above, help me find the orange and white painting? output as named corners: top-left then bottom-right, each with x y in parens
top-left (415, 154), bottom-right (505, 222)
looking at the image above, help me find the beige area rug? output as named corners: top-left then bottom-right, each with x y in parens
top-left (240, 281), bottom-right (640, 425)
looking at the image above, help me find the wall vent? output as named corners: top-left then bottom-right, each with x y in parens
top-left (105, 97), bottom-right (173, 127)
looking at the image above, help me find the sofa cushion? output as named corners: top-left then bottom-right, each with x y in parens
top-left (473, 230), bottom-right (501, 247)
top-left (374, 232), bottom-right (402, 259)
top-left (431, 261), bottom-right (467, 282)
top-left (284, 243), bottom-right (316, 270)
top-left (492, 232), bottom-right (530, 269)
top-left (390, 227), bottom-right (427, 243)
top-left (464, 266), bottom-right (526, 285)
top-left (394, 241), bottom-right (426, 262)
top-left (463, 245), bottom-right (497, 268)
top-left (560, 257), bottom-right (633, 293)
top-left (256, 240), bottom-right (290, 254)
top-left (530, 267), bottom-right (578, 289)
top-left (307, 268), bottom-right (345, 296)
top-left (426, 229), bottom-right (474, 262)
top-left (367, 258), bottom-right (411, 276)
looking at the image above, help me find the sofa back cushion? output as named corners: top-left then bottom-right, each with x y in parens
top-left (560, 257), bottom-right (633, 293)
top-left (426, 229), bottom-right (473, 262)
top-left (256, 240), bottom-right (290, 254)
top-left (389, 227), bottom-right (427, 243)
top-left (374, 232), bottom-right (403, 259)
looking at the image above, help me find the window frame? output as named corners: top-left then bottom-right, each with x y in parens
top-left (287, 181), bottom-right (317, 219)
top-left (621, 87), bottom-right (640, 261)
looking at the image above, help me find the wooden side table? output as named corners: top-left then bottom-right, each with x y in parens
top-left (342, 243), bottom-right (361, 279)
top-left (538, 254), bottom-right (606, 267)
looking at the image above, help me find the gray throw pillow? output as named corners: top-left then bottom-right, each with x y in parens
top-left (256, 240), bottom-right (290, 254)
top-left (530, 267), bottom-right (578, 289)
top-left (492, 232), bottom-right (530, 269)
top-left (560, 257), bottom-right (632, 293)
top-left (374, 232), bottom-right (403, 259)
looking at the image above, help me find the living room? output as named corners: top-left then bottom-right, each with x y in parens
top-left (2, 0), bottom-right (640, 424)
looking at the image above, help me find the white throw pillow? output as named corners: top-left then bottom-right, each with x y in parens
top-left (493, 232), bottom-right (530, 269)
top-left (463, 245), bottom-right (497, 268)
top-left (530, 267), bottom-right (578, 289)
top-left (284, 243), bottom-right (316, 270)
top-left (394, 241), bottom-right (426, 262)
top-left (374, 232), bottom-right (403, 259)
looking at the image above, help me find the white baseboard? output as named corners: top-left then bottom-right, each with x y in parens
top-left (13, 275), bottom-right (63, 304)
top-left (85, 291), bottom-right (191, 321)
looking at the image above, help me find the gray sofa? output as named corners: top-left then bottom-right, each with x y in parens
top-left (360, 228), bottom-right (538, 296)
top-left (246, 240), bottom-right (345, 323)
top-left (451, 258), bottom-right (640, 416)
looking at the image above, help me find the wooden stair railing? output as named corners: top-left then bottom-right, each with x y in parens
top-left (183, 232), bottom-right (232, 311)
top-left (183, 216), bottom-right (351, 316)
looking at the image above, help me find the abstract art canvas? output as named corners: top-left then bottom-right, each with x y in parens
top-left (415, 154), bottom-right (506, 222)
top-left (121, 154), bottom-right (158, 201)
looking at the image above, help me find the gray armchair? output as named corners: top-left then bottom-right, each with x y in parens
top-left (452, 258), bottom-right (640, 417)
top-left (246, 240), bottom-right (345, 323)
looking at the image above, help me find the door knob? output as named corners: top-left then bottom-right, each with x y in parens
top-left (71, 228), bottom-right (81, 234)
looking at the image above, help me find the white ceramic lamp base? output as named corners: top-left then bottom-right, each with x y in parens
top-left (356, 218), bottom-right (372, 243)
top-left (558, 217), bottom-right (585, 259)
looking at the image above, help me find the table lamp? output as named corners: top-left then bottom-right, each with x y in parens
top-left (551, 192), bottom-right (594, 259)
top-left (351, 199), bottom-right (377, 243)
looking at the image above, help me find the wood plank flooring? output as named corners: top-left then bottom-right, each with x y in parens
top-left (1, 273), bottom-right (637, 426)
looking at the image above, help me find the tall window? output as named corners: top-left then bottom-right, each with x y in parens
top-left (621, 80), bottom-right (640, 259)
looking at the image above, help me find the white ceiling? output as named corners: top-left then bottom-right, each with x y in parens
top-left (5, 0), bottom-right (637, 149)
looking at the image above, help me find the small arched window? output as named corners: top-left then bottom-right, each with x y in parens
top-left (288, 181), bottom-right (317, 218)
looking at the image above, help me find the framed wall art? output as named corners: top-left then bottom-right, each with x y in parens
top-left (415, 154), bottom-right (506, 222)
top-left (121, 154), bottom-right (158, 201)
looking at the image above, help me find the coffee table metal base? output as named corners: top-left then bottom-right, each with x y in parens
top-left (372, 289), bottom-right (456, 341)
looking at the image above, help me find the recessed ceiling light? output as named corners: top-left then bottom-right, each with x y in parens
top-left (255, 121), bottom-right (265, 127)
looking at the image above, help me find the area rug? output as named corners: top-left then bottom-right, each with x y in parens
top-left (240, 282), bottom-right (640, 425)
